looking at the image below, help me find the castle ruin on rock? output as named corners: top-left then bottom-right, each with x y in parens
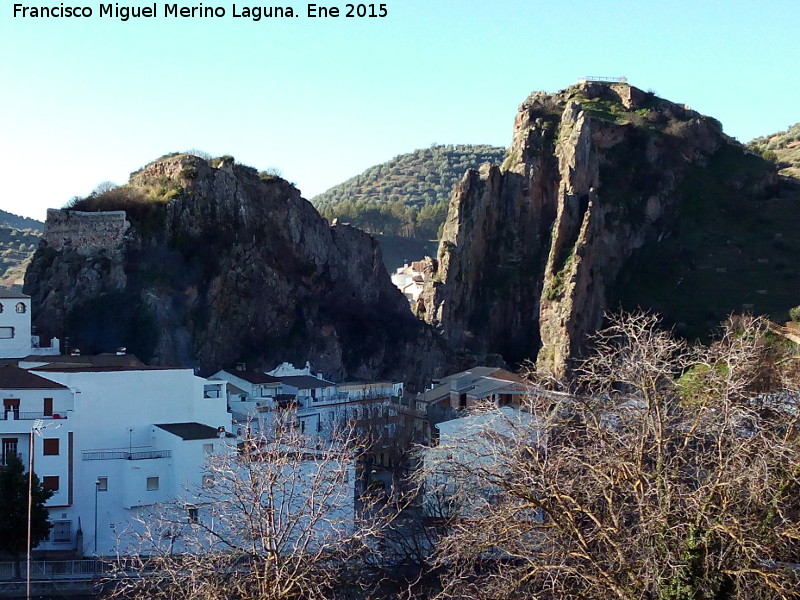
top-left (44, 209), bottom-right (130, 256)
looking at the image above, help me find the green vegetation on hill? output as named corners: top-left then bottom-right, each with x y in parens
top-left (0, 209), bottom-right (42, 288)
top-left (0, 228), bottom-right (39, 288)
top-left (312, 144), bottom-right (506, 241)
top-left (613, 143), bottom-right (798, 337)
top-left (749, 122), bottom-right (800, 178)
top-left (0, 209), bottom-right (43, 233)
top-left (65, 181), bottom-right (174, 238)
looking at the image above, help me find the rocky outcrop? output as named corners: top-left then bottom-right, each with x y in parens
top-left (420, 82), bottom-right (782, 377)
top-left (25, 155), bottom-right (449, 385)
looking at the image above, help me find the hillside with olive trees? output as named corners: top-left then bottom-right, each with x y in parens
top-left (312, 144), bottom-right (506, 241)
top-left (0, 209), bottom-right (42, 289)
top-left (748, 122), bottom-right (800, 178)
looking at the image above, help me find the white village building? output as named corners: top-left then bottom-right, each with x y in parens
top-left (422, 406), bottom-right (539, 520)
top-left (213, 365), bottom-right (405, 440)
top-left (0, 299), bottom-right (364, 560)
top-left (390, 261), bottom-right (428, 303)
top-left (0, 363), bottom-right (233, 557)
top-left (0, 290), bottom-right (60, 358)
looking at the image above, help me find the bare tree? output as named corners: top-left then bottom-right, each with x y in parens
top-left (423, 313), bottom-right (800, 600)
top-left (91, 181), bottom-right (119, 196)
top-left (352, 401), bottom-right (425, 503)
top-left (106, 416), bottom-right (400, 600)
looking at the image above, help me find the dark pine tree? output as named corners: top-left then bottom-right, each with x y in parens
top-left (0, 452), bottom-right (53, 578)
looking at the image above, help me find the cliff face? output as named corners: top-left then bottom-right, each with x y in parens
top-left (420, 82), bottom-right (785, 376)
top-left (25, 155), bottom-right (448, 384)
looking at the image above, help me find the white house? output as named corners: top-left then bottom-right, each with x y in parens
top-left (211, 368), bottom-right (284, 419)
top-left (0, 290), bottom-right (60, 359)
top-left (422, 407), bottom-right (539, 519)
top-left (390, 261), bottom-right (430, 303)
top-left (0, 364), bottom-right (233, 557)
top-left (112, 431), bottom-right (357, 559)
top-left (416, 367), bottom-right (528, 423)
top-left (0, 366), bottom-right (74, 532)
top-left (214, 366), bottom-right (405, 441)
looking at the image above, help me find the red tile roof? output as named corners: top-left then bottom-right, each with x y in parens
top-left (0, 365), bottom-right (69, 390)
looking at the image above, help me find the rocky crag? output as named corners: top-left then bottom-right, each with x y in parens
top-left (24, 155), bottom-right (448, 384)
top-left (420, 82), bottom-right (798, 377)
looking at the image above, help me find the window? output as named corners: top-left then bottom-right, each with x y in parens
top-left (15, 302), bottom-right (26, 314)
top-left (0, 302), bottom-right (3, 313)
top-left (187, 506), bottom-right (199, 524)
top-left (43, 398), bottom-right (53, 417)
top-left (0, 327), bottom-right (14, 339)
top-left (3, 399), bottom-right (20, 419)
top-left (202, 443), bottom-right (214, 454)
top-left (43, 438), bottom-right (59, 456)
top-left (51, 521), bottom-right (71, 543)
top-left (2, 438), bottom-right (19, 466)
top-left (43, 476), bottom-right (59, 491)
top-left (146, 476), bottom-right (159, 491)
top-left (96, 477), bottom-right (108, 491)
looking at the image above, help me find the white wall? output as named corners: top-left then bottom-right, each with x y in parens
top-left (0, 386), bottom-right (74, 516)
top-left (0, 296), bottom-right (32, 358)
top-left (27, 369), bottom-right (232, 556)
top-left (0, 387), bottom-right (74, 425)
top-left (423, 408), bottom-right (539, 519)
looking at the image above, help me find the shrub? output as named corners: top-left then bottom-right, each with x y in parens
top-left (790, 305), bottom-right (800, 323)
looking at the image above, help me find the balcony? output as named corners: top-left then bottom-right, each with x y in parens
top-left (82, 449), bottom-right (171, 461)
top-left (0, 411), bottom-right (68, 421)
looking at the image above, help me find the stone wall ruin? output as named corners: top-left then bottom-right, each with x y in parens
top-left (44, 209), bottom-right (130, 255)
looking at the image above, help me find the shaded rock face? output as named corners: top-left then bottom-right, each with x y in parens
top-left (25, 155), bottom-right (448, 384)
top-left (420, 83), bottom-right (780, 377)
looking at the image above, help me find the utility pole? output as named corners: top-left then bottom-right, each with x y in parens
top-left (27, 419), bottom-right (60, 600)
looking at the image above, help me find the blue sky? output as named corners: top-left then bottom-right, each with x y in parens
top-left (1, 0), bottom-right (798, 221)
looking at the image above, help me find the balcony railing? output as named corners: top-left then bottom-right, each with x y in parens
top-left (0, 559), bottom-right (112, 581)
top-left (0, 411), bottom-right (67, 421)
top-left (307, 391), bottom-right (397, 406)
top-left (82, 449), bottom-right (172, 461)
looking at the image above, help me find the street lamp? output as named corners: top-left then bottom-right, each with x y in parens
top-left (27, 418), bottom-right (60, 600)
